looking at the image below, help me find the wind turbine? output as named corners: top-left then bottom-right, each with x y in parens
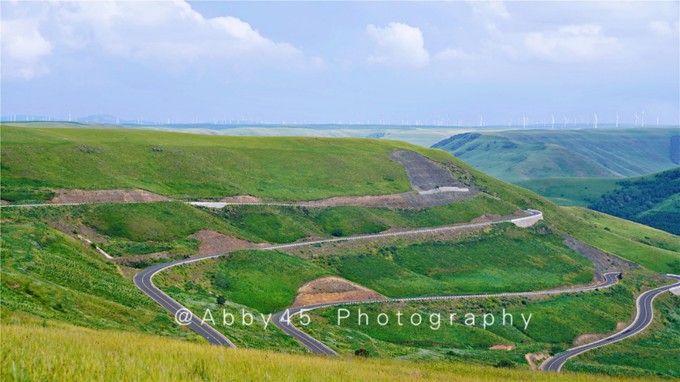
top-left (641, 111), bottom-right (645, 127)
top-left (522, 116), bottom-right (527, 129)
top-left (634, 112), bottom-right (639, 127)
top-left (563, 115), bottom-right (568, 128)
top-left (615, 112), bottom-right (619, 128)
top-left (551, 114), bottom-right (555, 129)
top-left (594, 113), bottom-right (598, 129)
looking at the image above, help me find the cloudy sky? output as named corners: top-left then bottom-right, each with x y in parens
top-left (2, 1), bottom-right (678, 125)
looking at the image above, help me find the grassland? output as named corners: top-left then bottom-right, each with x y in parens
top-left (205, 250), bottom-right (329, 314)
top-left (563, 208), bottom-right (680, 273)
top-left (432, 128), bottom-right (679, 182)
top-left (154, 256), bottom-right (310, 351)
top-left (156, 224), bottom-right (593, 314)
top-left (4, 324), bottom-right (662, 382)
top-left (0, 218), bottom-right (186, 338)
top-left (311, 224), bottom-right (593, 297)
top-left (214, 195), bottom-right (516, 241)
top-left (1, 125), bottom-right (424, 201)
top-left (3, 202), bottom-right (260, 260)
top-left (2, 125), bottom-right (679, 379)
top-left (4, 194), bottom-right (517, 261)
top-left (515, 177), bottom-right (621, 207)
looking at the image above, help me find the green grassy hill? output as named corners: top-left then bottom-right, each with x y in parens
top-left (2, 125), bottom-right (679, 379)
top-left (432, 129), bottom-right (679, 182)
top-left (515, 177), bottom-right (621, 207)
top-left (0, 216), bottom-right (188, 339)
top-left (1, 125), bottom-right (419, 202)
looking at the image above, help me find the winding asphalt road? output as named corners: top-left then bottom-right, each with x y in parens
top-left (131, 209), bottom-right (541, 350)
top-left (134, 256), bottom-right (237, 347)
top-left (540, 274), bottom-right (680, 372)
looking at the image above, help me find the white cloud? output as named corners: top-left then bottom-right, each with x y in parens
top-left (59, 1), bottom-right (302, 65)
top-left (1, 18), bottom-right (52, 79)
top-left (434, 48), bottom-right (473, 61)
top-left (470, 1), bottom-right (510, 20)
top-left (523, 24), bottom-right (621, 63)
top-left (1, 0), bottom-right (307, 80)
top-left (366, 22), bottom-right (429, 68)
top-left (649, 20), bottom-right (678, 36)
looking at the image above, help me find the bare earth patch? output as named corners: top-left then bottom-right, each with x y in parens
top-left (112, 251), bottom-right (176, 263)
top-left (220, 195), bottom-right (263, 203)
top-left (564, 235), bottom-right (638, 279)
top-left (298, 189), bottom-right (477, 209)
top-left (573, 333), bottom-right (605, 347)
top-left (292, 276), bottom-right (386, 307)
top-left (573, 321), bottom-right (628, 346)
top-left (489, 344), bottom-right (515, 351)
top-left (112, 230), bottom-right (265, 263)
top-left (51, 189), bottom-right (170, 204)
top-left (525, 352), bottom-right (549, 370)
top-left (188, 229), bottom-right (266, 255)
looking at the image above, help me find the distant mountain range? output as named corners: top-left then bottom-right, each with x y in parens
top-left (433, 128), bottom-right (680, 235)
top-left (432, 128), bottom-right (679, 182)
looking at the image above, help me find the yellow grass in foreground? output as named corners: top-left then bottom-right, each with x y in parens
top-left (1, 324), bottom-right (658, 382)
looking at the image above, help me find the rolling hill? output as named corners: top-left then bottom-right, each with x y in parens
top-left (432, 129), bottom-right (680, 235)
top-left (2, 125), bottom-right (679, 379)
top-left (432, 128), bottom-right (679, 182)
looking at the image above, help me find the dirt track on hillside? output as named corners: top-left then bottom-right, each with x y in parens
top-left (188, 229), bottom-right (267, 254)
top-left (51, 189), bottom-right (170, 204)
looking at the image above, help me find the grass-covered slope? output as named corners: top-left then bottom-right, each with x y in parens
top-left (3, 126), bottom-right (677, 269)
top-left (561, 208), bottom-right (679, 273)
top-left (156, 224), bottom-right (593, 317)
top-left (515, 177), bottom-right (622, 207)
top-left (3, 324), bottom-right (659, 382)
top-left (304, 275), bottom-right (642, 365)
top-left (432, 129), bottom-right (679, 182)
top-left (2, 125), bottom-right (679, 379)
top-left (311, 224), bottom-right (593, 297)
top-left (1, 125), bottom-right (420, 201)
top-left (0, 217), bottom-right (184, 338)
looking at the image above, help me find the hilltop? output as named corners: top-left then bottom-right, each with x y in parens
top-left (432, 128), bottom-right (679, 182)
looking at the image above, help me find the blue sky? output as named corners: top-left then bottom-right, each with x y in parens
top-left (2, 1), bottom-right (678, 125)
